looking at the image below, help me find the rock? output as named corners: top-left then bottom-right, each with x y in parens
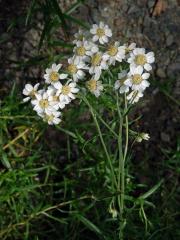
top-left (156, 68), bottom-right (166, 78)
top-left (148, 0), bottom-right (155, 8)
top-left (166, 35), bottom-right (174, 46)
top-left (161, 132), bottom-right (170, 142)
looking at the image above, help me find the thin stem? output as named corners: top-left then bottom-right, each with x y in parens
top-left (124, 94), bottom-right (129, 162)
top-left (116, 92), bottom-right (125, 240)
top-left (82, 95), bottom-right (118, 190)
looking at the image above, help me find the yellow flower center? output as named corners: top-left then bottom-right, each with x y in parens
top-left (96, 28), bottom-right (105, 37)
top-left (67, 64), bottom-right (77, 74)
top-left (39, 99), bottom-right (49, 108)
top-left (87, 79), bottom-right (97, 91)
top-left (132, 74), bottom-right (143, 85)
top-left (91, 53), bottom-right (101, 66)
top-left (76, 46), bottom-right (86, 56)
top-left (50, 71), bottom-right (59, 82)
top-left (53, 95), bottom-right (59, 101)
top-left (45, 114), bottom-right (54, 122)
top-left (29, 90), bottom-right (36, 99)
top-left (135, 54), bottom-right (146, 65)
top-left (108, 45), bottom-right (118, 56)
top-left (62, 86), bottom-right (71, 95)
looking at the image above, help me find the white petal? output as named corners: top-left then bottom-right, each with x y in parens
top-left (59, 73), bottom-right (68, 79)
top-left (144, 63), bottom-right (152, 71)
top-left (25, 84), bottom-right (33, 91)
top-left (142, 73), bottom-right (150, 80)
top-left (93, 35), bottom-right (99, 42)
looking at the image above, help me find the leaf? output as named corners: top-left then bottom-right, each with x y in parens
top-left (1, 153), bottom-right (12, 170)
top-left (76, 214), bottom-right (103, 236)
top-left (50, 0), bottom-right (68, 37)
top-left (139, 179), bottom-right (164, 200)
top-left (25, 0), bottom-right (36, 26)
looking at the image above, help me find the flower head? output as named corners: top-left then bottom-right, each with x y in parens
top-left (73, 40), bottom-right (98, 61)
top-left (31, 91), bottom-right (58, 114)
top-left (90, 22), bottom-right (112, 44)
top-left (103, 42), bottom-right (126, 65)
top-left (67, 57), bottom-right (87, 82)
top-left (23, 83), bottom-right (40, 102)
top-left (39, 110), bottom-right (61, 125)
top-left (73, 29), bottom-right (86, 44)
top-left (89, 52), bottom-right (108, 80)
top-left (55, 81), bottom-right (79, 104)
top-left (86, 79), bottom-right (103, 97)
top-left (128, 48), bottom-right (155, 71)
top-left (114, 70), bottom-right (129, 94)
top-left (44, 63), bottom-right (68, 85)
top-left (124, 65), bottom-right (150, 92)
top-left (126, 90), bottom-right (143, 104)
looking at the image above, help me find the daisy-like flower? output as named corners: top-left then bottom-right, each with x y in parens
top-left (86, 78), bottom-right (103, 97)
top-left (114, 70), bottom-right (129, 94)
top-left (23, 83), bottom-right (40, 102)
top-left (89, 52), bottom-right (108, 80)
top-left (73, 29), bottom-right (86, 44)
top-left (90, 21), bottom-right (112, 44)
top-left (44, 63), bottom-right (68, 85)
top-left (127, 48), bottom-right (155, 71)
top-left (124, 42), bottom-right (136, 53)
top-left (47, 86), bottom-right (66, 110)
top-left (124, 65), bottom-right (150, 92)
top-left (103, 41), bottom-right (126, 65)
top-left (66, 57), bottom-right (87, 82)
top-left (126, 90), bottom-right (143, 104)
top-left (31, 91), bottom-right (58, 114)
top-left (73, 40), bottom-right (98, 61)
top-left (39, 110), bottom-right (61, 125)
top-left (54, 81), bottom-right (79, 104)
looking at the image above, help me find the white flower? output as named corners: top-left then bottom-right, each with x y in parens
top-left (47, 86), bottom-right (66, 110)
top-left (54, 81), bottom-right (79, 103)
top-left (90, 21), bottom-right (112, 44)
top-left (31, 91), bottom-right (58, 114)
top-left (73, 29), bottom-right (86, 44)
top-left (22, 83), bottom-right (40, 102)
top-left (67, 57), bottom-right (87, 82)
top-left (73, 40), bottom-right (98, 61)
top-left (124, 65), bottom-right (150, 92)
top-left (126, 90), bottom-right (143, 104)
top-left (39, 111), bottom-right (61, 125)
top-left (114, 70), bottom-right (129, 94)
top-left (127, 48), bottom-right (155, 71)
top-left (89, 52), bottom-right (108, 80)
top-left (44, 63), bottom-right (68, 85)
top-left (124, 42), bottom-right (136, 53)
top-left (103, 42), bottom-right (126, 65)
top-left (136, 133), bottom-right (150, 142)
top-left (86, 79), bottom-right (103, 97)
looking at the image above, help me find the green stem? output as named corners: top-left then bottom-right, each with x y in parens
top-left (82, 95), bottom-right (118, 190)
top-left (116, 93), bottom-right (124, 240)
top-left (116, 93), bottom-right (129, 240)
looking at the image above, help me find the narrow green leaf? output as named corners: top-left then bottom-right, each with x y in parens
top-left (139, 179), bottom-right (164, 200)
top-left (76, 214), bottom-right (103, 236)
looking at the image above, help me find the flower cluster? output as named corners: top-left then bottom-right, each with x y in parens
top-left (23, 21), bottom-right (155, 125)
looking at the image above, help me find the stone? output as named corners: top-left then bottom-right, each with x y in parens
top-left (156, 68), bottom-right (166, 78)
top-left (166, 35), bottom-right (174, 46)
